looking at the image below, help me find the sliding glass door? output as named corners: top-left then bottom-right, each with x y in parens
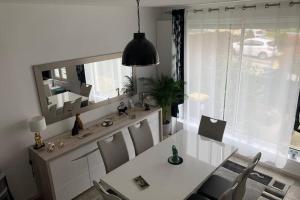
top-left (185, 2), bottom-right (300, 167)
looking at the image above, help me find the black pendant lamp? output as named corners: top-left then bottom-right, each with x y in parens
top-left (122, 0), bottom-right (159, 66)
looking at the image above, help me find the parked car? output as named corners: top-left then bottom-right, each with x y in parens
top-left (233, 38), bottom-right (279, 59)
top-left (250, 29), bottom-right (266, 38)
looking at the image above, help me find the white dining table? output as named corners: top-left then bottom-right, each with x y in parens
top-left (101, 130), bottom-right (237, 200)
top-left (47, 91), bottom-right (89, 109)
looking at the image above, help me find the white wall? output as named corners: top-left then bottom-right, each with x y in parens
top-left (0, 3), bottom-right (162, 200)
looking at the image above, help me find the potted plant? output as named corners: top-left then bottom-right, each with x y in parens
top-left (122, 75), bottom-right (136, 109)
top-left (122, 75), bottom-right (135, 97)
top-left (144, 75), bottom-right (185, 136)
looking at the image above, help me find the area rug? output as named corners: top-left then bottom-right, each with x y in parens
top-left (216, 160), bottom-right (290, 200)
top-left (223, 160), bottom-right (273, 185)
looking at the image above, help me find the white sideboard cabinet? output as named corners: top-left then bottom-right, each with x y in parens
top-left (29, 107), bottom-right (162, 200)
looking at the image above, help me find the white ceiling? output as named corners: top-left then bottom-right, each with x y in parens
top-left (0, 0), bottom-right (266, 7)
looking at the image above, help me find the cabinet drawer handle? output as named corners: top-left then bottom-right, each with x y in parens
top-left (71, 148), bottom-right (98, 162)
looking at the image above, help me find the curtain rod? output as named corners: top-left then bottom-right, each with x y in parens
top-left (163, 1), bottom-right (300, 15)
top-left (190, 1), bottom-right (300, 13)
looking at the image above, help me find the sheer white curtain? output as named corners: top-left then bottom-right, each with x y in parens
top-left (84, 58), bottom-right (132, 103)
top-left (185, 2), bottom-right (300, 167)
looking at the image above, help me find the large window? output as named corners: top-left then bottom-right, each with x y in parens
top-left (84, 57), bottom-right (132, 103)
top-left (185, 3), bottom-right (300, 167)
top-left (53, 67), bottom-right (68, 80)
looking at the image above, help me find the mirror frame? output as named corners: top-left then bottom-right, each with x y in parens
top-left (33, 52), bottom-right (137, 124)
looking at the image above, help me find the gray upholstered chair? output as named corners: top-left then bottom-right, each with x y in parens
top-left (188, 182), bottom-right (237, 200)
top-left (198, 155), bottom-right (260, 200)
top-left (93, 180), bottom-right (121, 200)
top-left (218, 184), bottom-right (237, 200)
top-left (251, 152), bottom-right (262, 166)
top-left (198, 115), bottom-right (226, 142)
top-left (80, 84), bottom-right (92, 97)
top-left (128, 119), bottom-right (154, 155)
top-left (97, 132), bottom-right (129, 173)
top-left (63, 101), bottom-right (72, 114)
top-left (0, 172), bottom-right (13, 200)
top-left (187, 194), bottom-right (210, 200)
top-left (72, 97), bottom-right (82, 115)
top-left (198, 164), bottom-right (254, 200)
top-left (43, 84), bottom-right (52, 97)
top-left (48, 105), bottom-right (57, 121)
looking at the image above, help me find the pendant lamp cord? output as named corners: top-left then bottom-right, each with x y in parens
top-left (137, 0), bottom-right (141, 33)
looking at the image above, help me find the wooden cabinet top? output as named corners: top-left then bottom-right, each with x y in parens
top-left (29, 107), bottom-right (162, 162)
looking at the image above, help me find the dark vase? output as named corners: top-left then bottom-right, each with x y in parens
top-left (72, 114), bottom-right (83, 136)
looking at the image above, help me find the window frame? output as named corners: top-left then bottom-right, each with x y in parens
top-left (53, 67), bottom-right (68, 80)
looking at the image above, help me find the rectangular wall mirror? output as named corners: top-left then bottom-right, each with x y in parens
top-left (33, 52), bottom-right (136, 124)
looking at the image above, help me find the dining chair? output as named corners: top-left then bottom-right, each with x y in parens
top-left (251, 152), bottom-right (262, 166)
top-left (188, 182), bottom-right (237, 200)
top-left (97, 132), bottom-right (129, 173)
top-left (128, 119), bottom-right (154, 155)
top-left (187, 194), bottom-right (210, 200)
top-left (198, 153), bottom-right (261, 200)
top-left (218, 184), bottom-right (237, 200)
top-left (198, 163), bottom-right (255, 200)
top-left (43, 84), bottom-right (52, 97)
top-left (0, 172), bottom-right (13, 200)
top-left (48, 105), bottom-right (57, 121)
top-left (80, 84), bottom-right (92, 97)
top-left (72, 97), bottom-right (82, 115)
top-left (93, 180), bottom-right (121, 200)
top-left (198, 115), bottom-right (226, 142)
top-left (63, 101), bottom-right (72, 114)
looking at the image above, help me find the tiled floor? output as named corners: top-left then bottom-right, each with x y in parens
top-left (75, 154), bottom-right (300, 200)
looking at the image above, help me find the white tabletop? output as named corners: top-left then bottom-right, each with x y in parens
top-left (101, 130), bottom-right (237, 200)
top-left (47, 92), bottom-right (89, 109)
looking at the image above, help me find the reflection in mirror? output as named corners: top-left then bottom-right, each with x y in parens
top-left (84, 58), bottom-right (132, 103)
top-left (35, 53), bottom-right (135, 124)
